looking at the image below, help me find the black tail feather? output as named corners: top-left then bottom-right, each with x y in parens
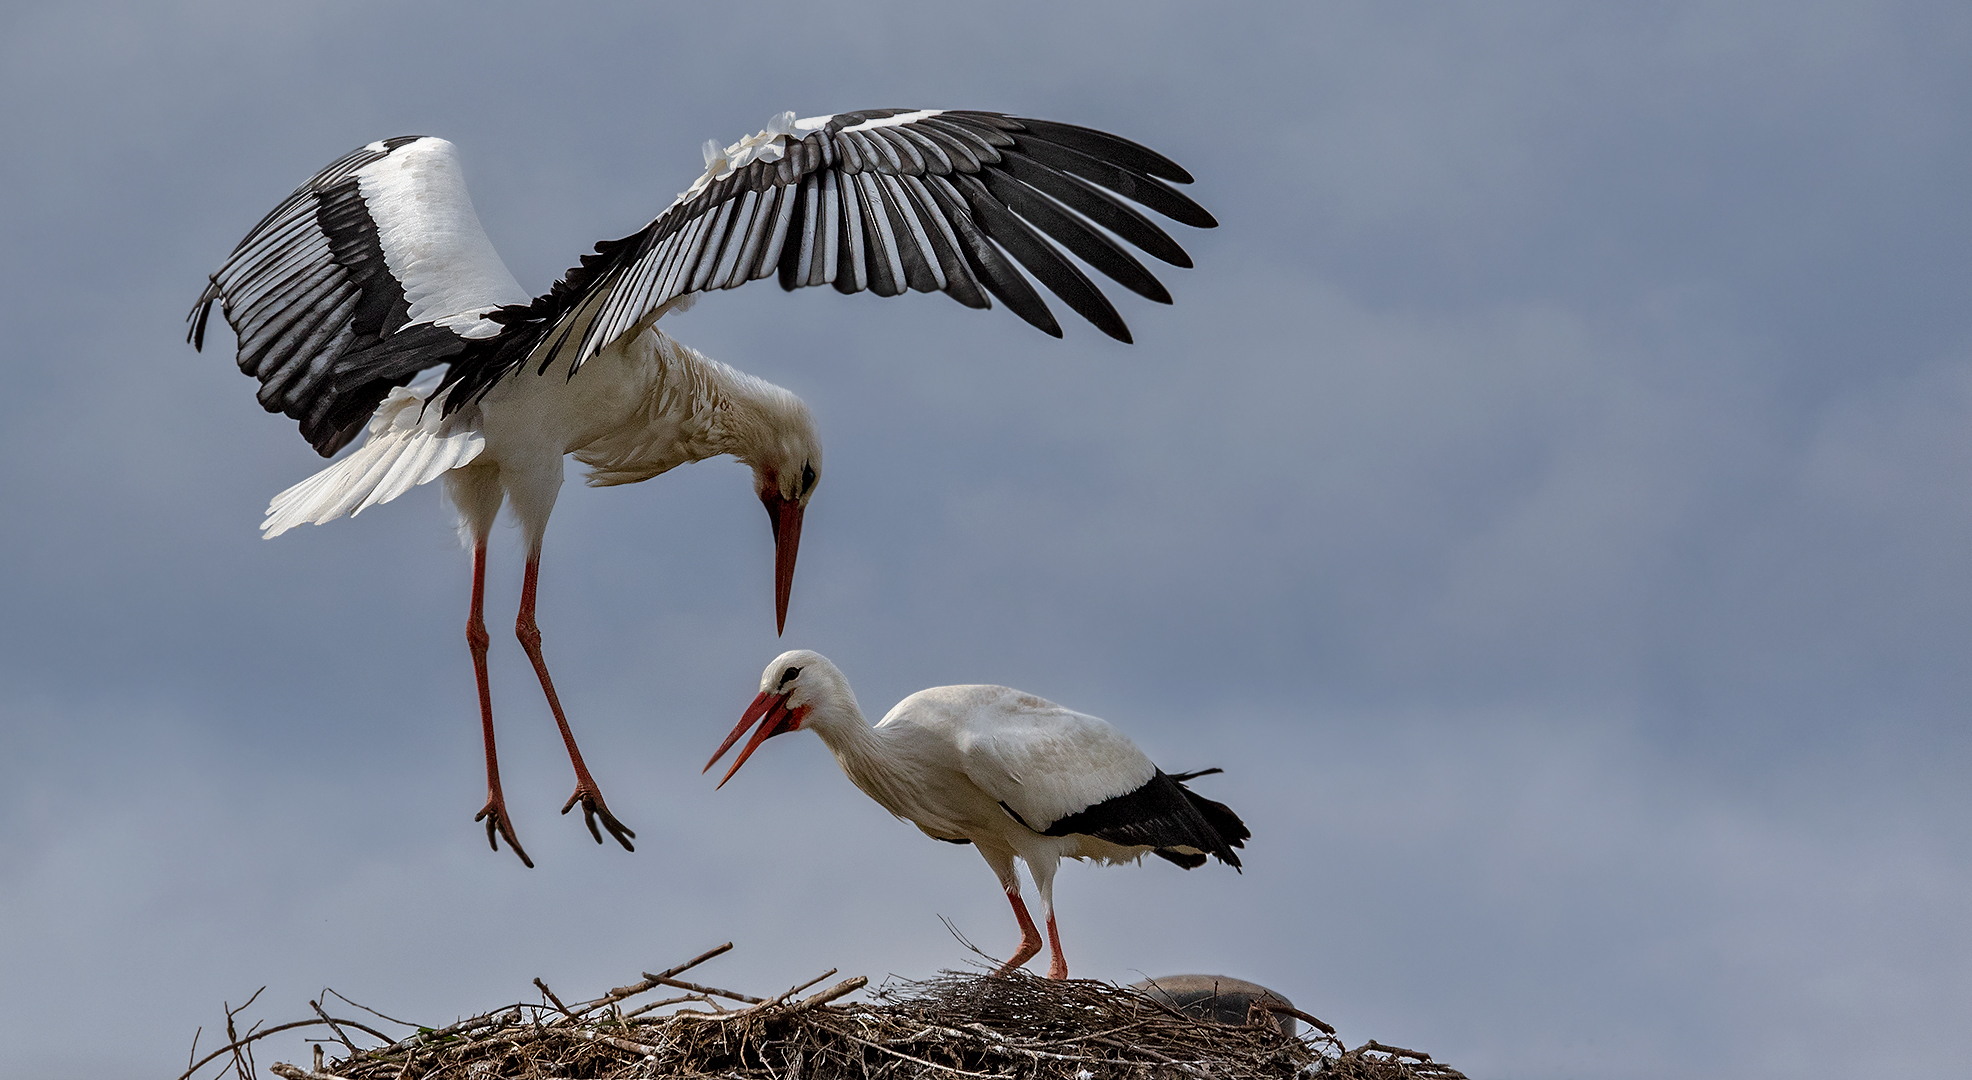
top-left (1044, 766), bottom-right (1248, 871)
top-left (1168, 768), bottom-right (1248, 871)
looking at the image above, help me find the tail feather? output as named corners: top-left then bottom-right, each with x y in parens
top-left (1169, 768), bottom-right (1249, 870)
top-left (262, 379), bottom-right (483, 538)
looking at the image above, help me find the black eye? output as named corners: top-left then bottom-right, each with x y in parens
top-left (779, 666), bottom-right (802, 687)
top-left (800, 463), bottom-right (816, 495)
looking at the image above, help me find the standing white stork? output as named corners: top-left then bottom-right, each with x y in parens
top-left (707, 651), bottom-right (1248, 979)
top-left (188, 109), bottom-right (1215, 866)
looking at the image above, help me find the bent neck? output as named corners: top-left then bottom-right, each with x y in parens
top-left (647, 332), bottom-right (804, 462)
top-left (801, 687), bottom-right (926, 818)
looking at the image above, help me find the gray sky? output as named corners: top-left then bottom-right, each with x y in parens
top-left (3, 2), bottom-right (1970, 1077)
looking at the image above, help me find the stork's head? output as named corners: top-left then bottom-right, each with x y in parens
top-left (729, 381), bottom-right (822, 636)
top-left (705, 649), bottom-right (851, 788)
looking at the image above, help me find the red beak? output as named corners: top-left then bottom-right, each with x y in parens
top-left (705, 690), bottom-right (798, 789)
top-left (762, 492), bottom-right (805, 635)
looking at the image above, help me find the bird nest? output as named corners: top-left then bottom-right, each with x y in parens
top-left (179, 943), bottom-right (1465, 1080)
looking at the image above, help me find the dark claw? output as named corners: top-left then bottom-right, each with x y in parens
top-left (475, 798), bottom-right (535, 868)
top-left (561, 785), bottom-right (636, 852)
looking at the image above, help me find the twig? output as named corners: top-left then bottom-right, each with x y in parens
top-left (224, 989), bottom-right (263, 1080)
top-left (831, 1029), bottom-right (1008, 1077)
top-left (269, 1065), bottom-right (350, 1080)
top-left (1092, 1033), bottom-right (1176, 1063)
top-left (882, 1021), bottom-right (1118, 1065)
top-left (623, 993), bottom-right (712, 1019)
top-left (322, 988), bottom-right (418, 1030)
top-left (1035, 1020), bottom-right (1149, 1047)
top-left (645, 974), bottom-right (765, 1004)
top-left (1259, 1001), bottom-right (1337, 1036)
top-left (1365, 1040), bottom-right (1433, 1061)
top-left (178, 1019), bottom-right (343, 1080)
top-left (780, 968), bottom-right (840, 1003)
top-left (573, 941), bottom-right (735, 1017)
top-left (937, 915), bottom-right (1004, 971)
top-left (698, 973), bottom-right (864, 1022)
top-left (309, 1000), bottom-right (359, 1056)
top-left (564, 1026), bottom-right (661, 1055)
top-left (784, 975), bottom-right (867, 1016)
top-left (533, 977), bottom-right (574, 1019)
top-left (373, 1009), bottom-right (515, 1055)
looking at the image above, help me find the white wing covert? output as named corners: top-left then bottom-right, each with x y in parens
top-left (953, 696), bottom-right (1157, 834)
top-left (188, 137), bottom-right (528, 456)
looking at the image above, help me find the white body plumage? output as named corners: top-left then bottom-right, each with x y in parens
top-left (710, 651), bottom-right (1247, 979)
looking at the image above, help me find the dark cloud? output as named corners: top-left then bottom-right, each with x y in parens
top-left (3, 2), bottom-right (1970, 1077)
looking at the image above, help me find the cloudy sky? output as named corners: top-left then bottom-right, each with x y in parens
top-left (4, 2), bottom-right (1969, 1077)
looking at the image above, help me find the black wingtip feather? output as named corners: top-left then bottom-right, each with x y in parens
top-left (1007, 116), bottom-right (1199, 184)
top-left (1014, 135), bottom-right (1219, 231)
top-left (953, 172), bottom-right (1132, 342)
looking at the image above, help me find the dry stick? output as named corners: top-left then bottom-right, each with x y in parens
top-left (881, 1021), bottom-right (1116, 1066)
top-left (646, 974), bottom-right (766, 1004)
top-left (223, 989), bottom-right (264, 1080)
top-left (270, 1064), bottom-right (350, 1080)
top-left (368, 1008), bottom-right (517, 1057)
top-left (562, 1026), bottom-right (662, 1056)
top-left (1259, 1001), bottom-right (1338, 1036)
top-left (178, 1019), bottom-right (346, 1080)
top-left (784, 976), bottom-right (867, 1015)
top-left (623, 993), bottom-right (713, 1020)
top-left (936, 914), bottom-right (1007, 972)
top-left (744, 967), bottom-right (841, 1019)
top-left (310, 999), bottom-right (361, 1056)
top-left (830, 1029), bottom-right (1008, 1078)
top-left (701, 975), bottom-right (865, 1023)
top-left (1091, 1034), bottom-right (1177, 1064)
top-left (573, 941), bottom-right (736, 1018)
top-left (1008, 1020), bottom-right (1148, 1048)
top-left (533, 977), bottom-right (575, 1020)
top-left (323, 988), bottom-right (419, 1030)
top-left (1365, 1040), bottom-right (1433, 1061)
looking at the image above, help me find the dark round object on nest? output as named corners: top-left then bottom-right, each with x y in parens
top-left (1130, 974), bottom-right (1297, 1036)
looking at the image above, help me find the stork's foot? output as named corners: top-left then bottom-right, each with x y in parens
top-left (562, 783), bottom-right (636, 851)
top-left (475, 796), bottom-right (534, 869)
top-left (995, 892), bottom-right (1045, 976)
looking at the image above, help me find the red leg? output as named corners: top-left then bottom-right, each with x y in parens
top-left (996, 891), bottom-right (1046, 975)
top-left (1044, 910), bottom-right (1068, 980)
top-left (468, 542), bottom-right (532, 868)
top-left (515, 555), bottom-right (635, 851)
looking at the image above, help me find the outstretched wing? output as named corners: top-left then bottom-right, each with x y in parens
top-left (187, 137), bottom-right (530, 456)
top-left (462, 108), bottom-right (1216, 401)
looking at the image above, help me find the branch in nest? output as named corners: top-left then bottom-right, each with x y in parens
top-left (569, 941), bottom-right (734, 1018)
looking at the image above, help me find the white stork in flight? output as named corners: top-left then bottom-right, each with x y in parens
top-left (708, 651), bottom-right (1247, 979)
top-left (188, 109), bottom-right (1215, 867)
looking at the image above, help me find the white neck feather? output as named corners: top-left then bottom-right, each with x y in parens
top-left (801, 681), bottom-right (937, 826)
top-left (572, 328), bottom-right (811, 487)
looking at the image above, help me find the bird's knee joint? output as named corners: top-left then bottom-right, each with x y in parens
top-left (467, 621), bottom-right (490, 651)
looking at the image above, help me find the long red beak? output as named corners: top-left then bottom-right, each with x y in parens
top-left (762, 493), bottom-right (805, 635)
top-left (705, 690), bottom-right (798, 789)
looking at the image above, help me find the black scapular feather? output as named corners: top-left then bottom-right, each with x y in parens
top-left (1041, 767), bottom-right (1248, 871)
